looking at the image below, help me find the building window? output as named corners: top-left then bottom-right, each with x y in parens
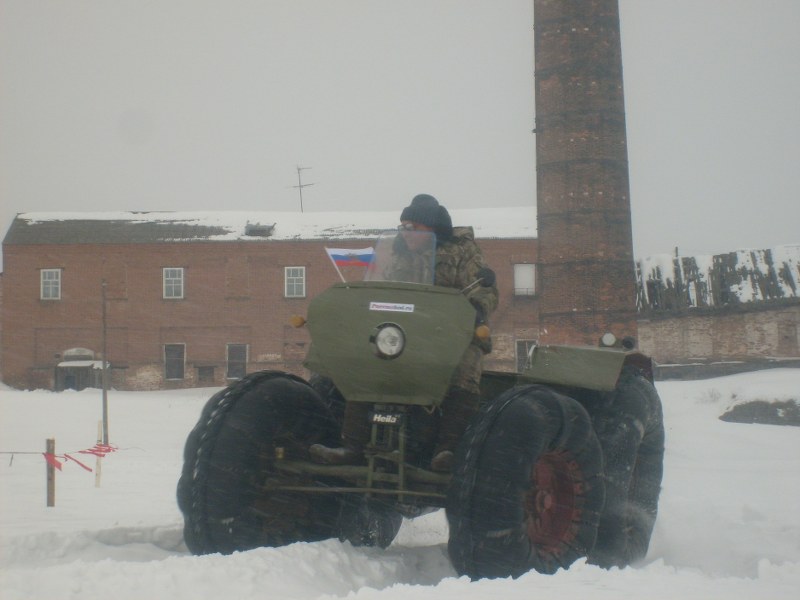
top-left (513, 264), bottom-right (536, 296)
top-left (226, 343), bottom-right (248, 379)
top-left (163, 268), bottom-right (184, 299)
top-left (41, 269), bottom-right (62, 300)
top-left (285, 266), bottom-right (306, 298)
top-left (516, 339), bottom-right (538, 372)
top-left (164, 344), bottom-right (185, 380)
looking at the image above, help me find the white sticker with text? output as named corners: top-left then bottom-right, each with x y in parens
top-left (369, 301), bottom-right (415, 313)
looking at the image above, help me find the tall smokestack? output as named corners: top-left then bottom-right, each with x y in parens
top-left (534, 0), bottom-right (638, 346)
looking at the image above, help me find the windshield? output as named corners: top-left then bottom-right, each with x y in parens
top-left (364, 230), bottom-right (436, 285)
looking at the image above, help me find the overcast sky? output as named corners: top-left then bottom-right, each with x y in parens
top-left (1, 0), bottom-right (798, 261)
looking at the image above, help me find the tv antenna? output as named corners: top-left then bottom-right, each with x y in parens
top-left (292, 165), bottom-right (315, 212)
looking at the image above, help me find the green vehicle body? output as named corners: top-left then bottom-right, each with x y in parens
top-left (304, 281), bottom-right (475, 407)
top-left (277, 275), bottom-right (642, 504)
top-left (178, 230), bottom-right (663, 574)
top-left (304, 280), bottom-right (633, 406)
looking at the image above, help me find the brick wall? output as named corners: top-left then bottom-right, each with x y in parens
top-left (481, 239), bottom-right (539, 371)
top-left (5, 233), bottom-right (796, 389)
top-left (635, 245), bottom-right (800, 366)
top-left (1, 236), bottom-right (538, 390)
top-left (638, 304), bottom-right (800, 364)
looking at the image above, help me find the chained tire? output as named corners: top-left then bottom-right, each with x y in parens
top-left (446, 384), bottom-right (605, 579)
top-left (583, 366), bottom-right (665, 569)
top-left (177, 371), bottom-right (341, 555)
top-left (308, 373), bottom-right (347, 425)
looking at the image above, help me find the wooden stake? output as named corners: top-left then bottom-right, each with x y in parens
top-left (46, 438), bottom-right (55, 507)
top-left (95, 421), bottom-right (103, 488)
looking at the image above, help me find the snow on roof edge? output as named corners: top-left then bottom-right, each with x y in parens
top-left (15, 208), bottom-right (538, 241)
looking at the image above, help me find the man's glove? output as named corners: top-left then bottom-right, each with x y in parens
top-left (470, 301), bottom-right (492, 354)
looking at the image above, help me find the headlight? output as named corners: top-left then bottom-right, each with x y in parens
top-left (371, 323), bottom-right (405, 359)
top-left (600, 332), bottom-right (617, 347)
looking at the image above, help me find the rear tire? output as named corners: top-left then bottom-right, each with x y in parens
top-left (583, 367), bottom-right (665, 568)
top-left (177, 371), bottom-right (340, 555)
top-left (446, 385), bottom-right (605, 579)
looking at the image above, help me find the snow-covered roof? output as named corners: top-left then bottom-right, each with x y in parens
top-left (4, 208), bottom-right (537, 245)
top-left (56, 360), bottom-right (106, 369)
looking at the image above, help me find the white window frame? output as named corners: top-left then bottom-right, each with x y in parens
top-left (513, 263), bottom-right (536, 296)
top-left (40, 269), bottom-right (62, 300)
top-left (164, 343), bottom-right (186, 380)
top-left (163, 267), bottom-right (185, 299)
top-left (284, 266), bottom-right (306, 298)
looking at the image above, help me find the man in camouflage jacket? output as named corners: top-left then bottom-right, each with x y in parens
top-left (310, 194), bottom-right (498, 472)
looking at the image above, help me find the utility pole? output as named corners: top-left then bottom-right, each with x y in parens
top-left (292, 165), bottom-right (315, 212)
top-left (101, 279), bottom-right (109, 445)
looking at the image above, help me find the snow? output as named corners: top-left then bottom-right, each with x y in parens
top-left (15, 207), bottom-right (537, 242)
top-left (636, 244), bottom-right (800, 306)
top-left (1, 370), bottom-right (799, 599)
top-left (56, 361), bottom-right (105, 369)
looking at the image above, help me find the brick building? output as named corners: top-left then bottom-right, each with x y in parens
top-left (635, 245), bottom-right (800, 375)
top-left (1, 208), bottom-right (538, 391)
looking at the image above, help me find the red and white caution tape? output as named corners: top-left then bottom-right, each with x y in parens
top-left (42, 443), bottom-right (118, 472)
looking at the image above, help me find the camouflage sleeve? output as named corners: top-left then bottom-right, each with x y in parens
top-left (436, 236), bottom-right (498, 316)
top-left (460, 240), bottom-right (498, 316)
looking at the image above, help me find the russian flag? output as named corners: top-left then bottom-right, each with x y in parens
top-left (325, 247), bottom-right (375, 268)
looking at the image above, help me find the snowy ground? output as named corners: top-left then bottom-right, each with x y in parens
top-left (1, 370), bottom-right (799, 599)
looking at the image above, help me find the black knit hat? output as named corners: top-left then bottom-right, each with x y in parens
top-left (400, 194), bottom-right (453, 238)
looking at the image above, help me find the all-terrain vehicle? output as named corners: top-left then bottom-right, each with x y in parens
top-left (177, 230), bottom-right (664, 579)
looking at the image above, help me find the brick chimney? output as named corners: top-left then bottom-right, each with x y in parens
top-left (534, 0), bottom-right (638, 346)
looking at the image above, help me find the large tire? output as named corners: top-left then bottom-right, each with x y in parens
top-left (446, 385), bottom-right (605, 579)
top-left (177, 371), bottom-right (341, 555)
top-left (308, 373), bottom-right (346, 425)
top-left (581, 366), bottom-right (665, 569)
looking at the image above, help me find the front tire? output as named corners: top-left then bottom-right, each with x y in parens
top-left (446, 385), bottom-right (605, 579)
top-left (177, 371), bottom-right (340, 555)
